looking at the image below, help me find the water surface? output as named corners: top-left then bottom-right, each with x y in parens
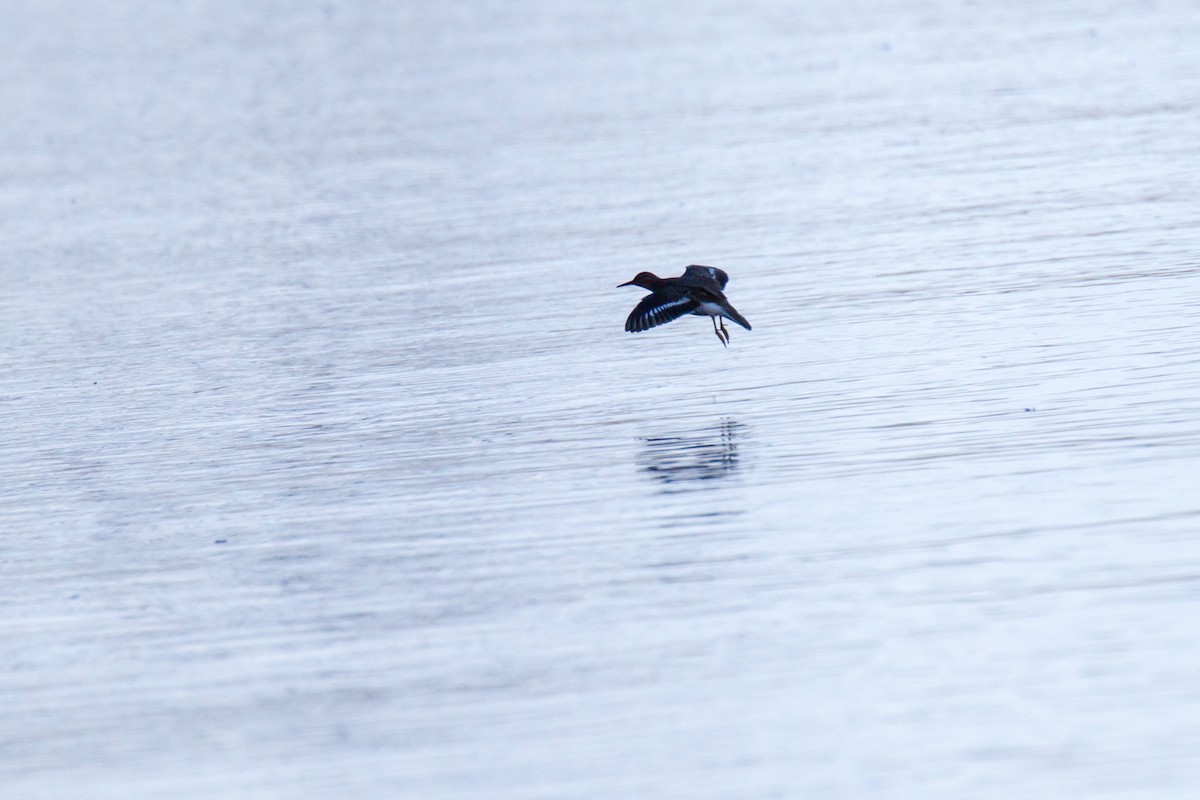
top-left (4, 1), bottom-right (1200, 797)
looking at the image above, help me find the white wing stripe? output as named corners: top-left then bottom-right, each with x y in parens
top-left (645, 296), bottom-right (691, 316)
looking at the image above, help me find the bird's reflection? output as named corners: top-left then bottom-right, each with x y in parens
top-left (639, 418), bottom-right (743, 490)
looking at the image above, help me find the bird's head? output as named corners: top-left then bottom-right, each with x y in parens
top-left (617, 272), bottom-right (660, 290)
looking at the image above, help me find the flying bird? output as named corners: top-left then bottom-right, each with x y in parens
top-left (618, 265), bottom-right (751, 346)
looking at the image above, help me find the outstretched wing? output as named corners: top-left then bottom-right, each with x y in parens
top-left (625, 292), bottom-right (700, 332)
top-left (681, 265), bottom-right (729, 291)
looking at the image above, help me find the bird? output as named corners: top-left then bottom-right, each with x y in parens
top-left (618, 265), bottom-right (751, 347)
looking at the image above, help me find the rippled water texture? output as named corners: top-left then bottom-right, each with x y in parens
top-left (4, 1), bottom-right (1200, 797)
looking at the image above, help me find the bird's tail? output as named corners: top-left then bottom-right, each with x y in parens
top-left (723, 303), bottom-right (752, 331)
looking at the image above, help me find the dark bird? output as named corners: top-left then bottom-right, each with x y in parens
top-left (618, 265), bottom-right (751, 347)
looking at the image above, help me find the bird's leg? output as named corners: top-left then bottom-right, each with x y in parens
top-left (719, 318), bottom-right (731, 344)
top-left (711, 316), bottom-right (727, 347)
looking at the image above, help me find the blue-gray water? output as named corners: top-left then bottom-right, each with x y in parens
top-left (4, 1), bottom-right (1200, 797)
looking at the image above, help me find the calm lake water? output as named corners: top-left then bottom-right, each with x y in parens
top-left (4, 1), bottom-right (1200, 797)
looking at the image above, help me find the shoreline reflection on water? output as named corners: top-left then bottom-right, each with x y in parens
top-left (639, 418), bottom-right (743, 491)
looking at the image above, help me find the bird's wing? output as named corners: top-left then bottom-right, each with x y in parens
top-left (625, 292), bottom-right (700, 332)
top-left (681, 265), bottom-right (729, 291)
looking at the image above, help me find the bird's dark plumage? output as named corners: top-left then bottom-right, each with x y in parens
top-left (678, 265), bottom-right (729, 291)
top-left (618, 264), bottom-right (751, 346)
top-left (625, 293), bottom-right (699, 332)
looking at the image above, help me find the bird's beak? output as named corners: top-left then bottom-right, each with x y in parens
top-left (617, 280), bottom-right (634, 288)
